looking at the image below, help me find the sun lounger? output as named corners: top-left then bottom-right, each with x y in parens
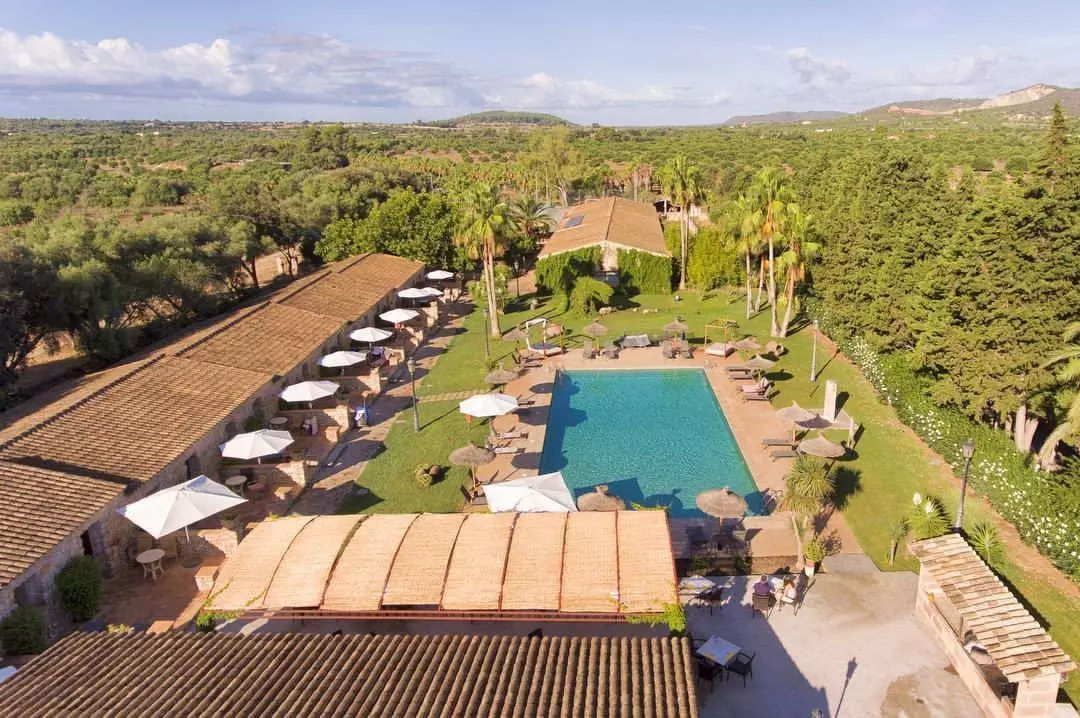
top-left (761, 437), bottom-right (793, 447)
top-left (494, 430), bottom-right (527, 440)
top-left (741, 392), bottom-right (772, 403)
top-left (705, 343), bottom-right (733, 357)
top-left (727, 373), bottom-right (757, 382)
top-left (601, 341), bottom-right (620, 359)
top-left (725, 365), bottom-right (750, 373)
top-left (661, 341), bottom-right (676, 359)
top-left (493, 445), bottom-right (523, 455)
top-left (460, 484), bottom-right (488, 506)
top-left (740, 379), bottom-right (771, 395)
top-left (770, 448), bottom-right (799, 461)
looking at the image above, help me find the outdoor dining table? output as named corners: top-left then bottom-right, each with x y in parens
top-left (225, 474), bottom-right (248, 496)
top-left (696, 636), bottom-right (742, 667)
top-left (268, 416), bottom-right (289, 427)
top-left (136, 548), bottom-right (165, 581)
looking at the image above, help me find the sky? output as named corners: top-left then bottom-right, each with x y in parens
top-left (2, 0), bottom-right (1080, 125)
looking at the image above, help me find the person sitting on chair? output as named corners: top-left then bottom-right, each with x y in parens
top-left (753, 575), bottom-right (774, 597)
top-left (779, 576), bottom-right (798, 611)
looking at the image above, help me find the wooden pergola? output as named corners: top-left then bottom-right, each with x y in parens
top-left (703, 319), bottom-right (739, 346)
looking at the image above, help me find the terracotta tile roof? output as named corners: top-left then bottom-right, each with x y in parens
top-left (539, 197), bottom-right (669, 259)
top-left (175, 302), bottom-right (344, 375)
top-left (913, 533), bottom-right (1076, 681)
top-left (0, 355), bottom-right (270, 485)
top-left (209, 512), bottom-right (678, 615)
top-left (0, 632), bottom-right (699, 717)
top-left (278, 253), bottom-right (422, 320)
top-left (0, 461), bottom-right (124, 588)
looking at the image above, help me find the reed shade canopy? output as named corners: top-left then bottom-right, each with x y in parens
top-left (798, 433), bottom-right (847, 459)
top-left (449, 443), bottom-right (496, 483)
top-left (695, 487), bottom-right (749, 518)
top-left (577, 484), bottom-right (626, 511)
top-left (775, 402), bottom-right (831, 441)
top-left (743, 355), bottom-right (776, 372)
top-left (663, 319), bottom-right (689, 336)
top-left (484, 366), bottom-right (519, 387)
top-left (583, 321), bottom-right (610, 337)
top-left (732, 337), bottom-right (761, 352)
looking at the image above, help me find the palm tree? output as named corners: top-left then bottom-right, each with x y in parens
top-left (456, 183), bottom-right (509, 338)
top-left (510, 196), bottom-right (551, 241)
top-left (776, 204), bottom-right (821, 338)
top-left (660, 154), bottom-right (703, 291)
top-left (1039, 322), bottom-right (1080, 464)
top-left (781, 455), bottom-right (836, 535)
top-left (732, 194), bottom-right (761, 320)
top-left (747, 168), bottom-right (795, 337)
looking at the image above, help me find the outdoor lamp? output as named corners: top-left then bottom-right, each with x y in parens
top-left (406, 358), bottom-right (419, 432)
top-left (954, 438), bottom-right (976, 532)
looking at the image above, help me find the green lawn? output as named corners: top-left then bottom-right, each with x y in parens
top-left (337, 399), bottom-right (492, 514)
top-left (359, 289), bottom-right (1080, 701)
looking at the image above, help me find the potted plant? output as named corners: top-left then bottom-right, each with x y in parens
top-left (803, 534), bottom-right (828, 577)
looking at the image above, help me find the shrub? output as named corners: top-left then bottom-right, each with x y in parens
top-left (618, 249), bottom-right (673, 294)
top-left (569, 277), bottom-right (614, 314)
top-left (0, 607), bottom-right (46, 655)
top-left (803, 534), bottom-right (829, 563)
top-left (908, 492), bottom-right (949, 540)
top-left (535, 247), bottom-right (600, 297)
top-left (968, 521), bottom-right (1004, 568)
top-left (55, 556), bottom-right (103, 622)
top-left (1005, 156), bottom-right (1029, 173)
top-left (413, 464), bottom-right (439, 488)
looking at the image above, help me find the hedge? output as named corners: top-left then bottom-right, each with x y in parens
top-left (535, 247), bottom-right (601, 297)
top-left (617, 249), bottom-right (673, 295)
top-left (815, 314), bottom-right (1080, 581)
top-left (0, 606), bottom-right (45, 655)
top-left (55, 555), bottom-right (104, 622)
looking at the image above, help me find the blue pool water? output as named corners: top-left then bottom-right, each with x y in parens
top-left (539, 369), bottom-right (762, 518)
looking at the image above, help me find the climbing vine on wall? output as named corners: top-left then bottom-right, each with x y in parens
top-left (617, 249), bottom-right (673, 295)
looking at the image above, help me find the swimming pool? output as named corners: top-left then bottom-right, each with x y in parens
top-left (539, 369), bottom-right (762, 518)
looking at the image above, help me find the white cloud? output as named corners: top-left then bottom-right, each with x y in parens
top-left (879, 49), bottom-right (1005, 89)
top-left (510, 72), bottom-right (727, 110)
top-left (690, 24), bottom-right (708, 32)
top-left (786, 47), bottom-right (851, 87)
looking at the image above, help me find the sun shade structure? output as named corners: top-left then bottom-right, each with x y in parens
top-left (775, 402), bottom-right (820, 425)
top-left (544, 323), bottom-right (564, 338)
top-left (318, 350), bottom-right (367, 369)
top-left (279, 380), bottom-right (338, 404)
top-left (379, 308), bottom-right (420, 324)
top-left (459, 392), bottom-right (518, 418)
top-left (396, 287), bottom-right (430, 300)
top-left (349, 326), bottom-right (392, 344)
top-left (502, 326), bottom-right (525, 342)
top-left (220, 429), bottom-right (294, 461)
top-left (449, 443), bottom-right (495, 483)
top-left (0, 633), bottom-right (700, 718)
top-left (206, 512), bottom-right (678, 618)
top-left (484, 366), bottom-right (519, 386)
top-left (483, 472), bottom-right (578, 513)
top-left (733, 337), bottom-right (761, 352)
top-left (912, 533), bottom-right (1076, 683)
top-left (583, 320), bottom-right (610, 337)
top-left (116, 475), bottom-right (246, 540)
top-left (577, 484), bottom-right (626, 511)
top-left (798, 433), bottom-right (847, 459)
top-left (426, 269), bottom-right (454, 280)
top-left (695, 487), bottom-right (749, 518)
top-left (663, 319), bottom-right (689, 335)
top-left (419, 286), bottom-right (443, 297)
top-left (743, 355), bottom-right (776, 371)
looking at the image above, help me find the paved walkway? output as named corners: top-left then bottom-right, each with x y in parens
top-left (287, 302), bottom-right (473, 516)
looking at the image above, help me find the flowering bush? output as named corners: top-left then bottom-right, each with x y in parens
top-left (832, 331), bottom-right (1080, 582)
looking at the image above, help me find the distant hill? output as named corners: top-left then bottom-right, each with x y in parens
top-left (421, 111), bottom-right (571, 128)
top-left (723, 110), bottom-right (850, 126)
top-left (861, 97), bottom-right (988, 118)
top-left (860, 84), bottom-right (1080, 120)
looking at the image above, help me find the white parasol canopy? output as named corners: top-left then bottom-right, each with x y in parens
top-left (349, 326), bottom-right (393, 344)
top-left (280, 380), bottom-right (339, 404)
top-left (459, 392), bottom-right (519, 418)
top-left (397, 287), bottom-right (430, 300)
top-left (221, 429), bottom-right (294, 461)
top-left (426, 269), bottom-right (454, 280)
top-left (483, 472), bottom-right (578, 513)
top-left (379, 308), bottom-right (420, 324)
top-left (117, 475), bottom-right (246, 539)
top-left (419, 286), bottom-right (443, 297)
top-left (319, 350), bottom-right (367, 369)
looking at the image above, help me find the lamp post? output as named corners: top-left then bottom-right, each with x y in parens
top-left (810, 319), bottom-right (820, 382)
top-left (480, 306), bottom-right (491, 362)
top-left (954, 438), bottom-right (976, 532)
top-left (514, 260), bottom-right (521, 297)
top-left (406, 357), bottom-right (419, 432)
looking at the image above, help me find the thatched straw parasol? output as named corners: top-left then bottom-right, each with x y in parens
top-left (733, 337), bottom-right (761, 352)
top-left (695, 487), bottom-right (749, 518)
top-left (577, 485), bottom-right (626, 511)
top-left (775, 402), bottom-right (818, 425)
top-left (583, 321), bottom-right (609, 337)
top-left (449, 443), bottom-right (497, 483)
top-left (663, 319), bottom-right (689, 336)
top-left (744, 355), bottom-right (776, 372)
top-left (502, 326), bottom-right (525, 342)
top-left (484, 365), bottom-right (519, 387)
top-left (798, 433), bottom-right (847, 459)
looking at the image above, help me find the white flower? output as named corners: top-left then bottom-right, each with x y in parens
top-left (913, 492), bottom-right (923, 506)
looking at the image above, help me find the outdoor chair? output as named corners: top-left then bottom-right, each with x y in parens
top-left (761, 437), bottom-right (793, 447)
top-left (726, 652), bottom-right (755, 687)
top-left (770, 448), bottom-right (799, 461)
top-left (582, 339), bottom-right (595, 360)
top-left (460, 484), bottom-right (487, 507)
top-left (752, 592), bottom-right (773, 619)
top-left (741, 392), bottom-right (772, 404)
top-left (661, 341), bottom-right (676, 360)
top-left (602, 341), bottom-right (620, 359)
top-left (494, 429), bottom-right (527, 441)
top-left (725, 364), bottom-right (749, 373)
top-left (679, 344), bottom-right (693, 359)
top-left (493, 445), bottom-right (523, 455)
top-left (696, 658), bottom-right (724, 694)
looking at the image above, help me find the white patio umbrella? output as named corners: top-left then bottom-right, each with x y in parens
top-left (221, 429), bottom-right (294, 462)
top-left (459, 392), bottom-right (519, 418)
top-left (279, 380), bottom-right (339, 405)
top-left (380, 308), bottom-right (420, 324)
top-left (397, 287), bottom-right (430, 301)
top-left (319, 350), bottom-right (367, 375)
top-left (349, 326), bottom-right (393, 347)
top-left (419, 287), bottom-right (443, 297)
top-left (426, 269), bottom-right (454, 280)
top-left (117, 475), bottom-right (246, 540)
top-left (483, 472), bottom-right (578, 513)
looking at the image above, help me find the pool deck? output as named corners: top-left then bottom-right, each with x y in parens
top-left (477, 346), bottom-right (861, 560)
